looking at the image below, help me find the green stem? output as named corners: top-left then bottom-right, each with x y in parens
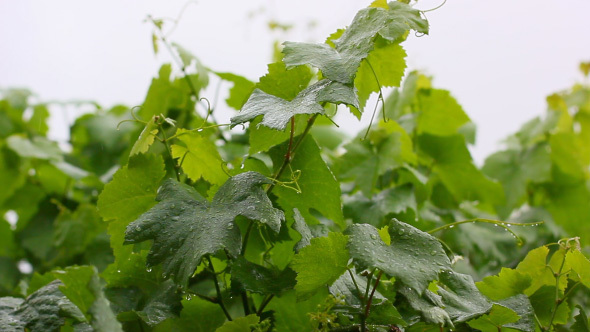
top-left (360, 268), bottom-right (376, 332)
top-left (257, 294), bottom-right (275, 315)
top-left (206, 255), bottom-right (232, 321)
top-left (546, 248), bottom-right (569, 330)
top-left (364, 271), bottom-right (383, 321)
top-left (427, 218), bottom-right (543, 245)
top-left (347, 269), bottom-right (364, 306)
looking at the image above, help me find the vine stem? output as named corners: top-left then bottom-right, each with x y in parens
top-left (546, 247), bottom-right (570, 330)
top-left (364, 270), bottom-right (383, 321)
top-left (206, 255), bottom-right (233, 321)
top-left (427, 218), bottom-right (543, 245)
top-left (256, 294), bottom-right (275, 315)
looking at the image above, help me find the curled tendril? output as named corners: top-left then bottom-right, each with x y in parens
top-left (268, 166), bottom-right (302, 193)
top-left (117, 105), bottom-right (146, 130)
top-left (147, 1), bottom-right (198, 37)
top-left (363, 59), bottom-right (387, 140)
top-left (220, 161), bottom-right (233, 178)
top-left (421, 0), bottom-right (447, 13)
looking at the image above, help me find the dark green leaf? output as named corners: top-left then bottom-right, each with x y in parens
top-left (125, 172), bottom-right (284, 286)
top-left (292, 208), bottom-right (313, 252)
top-left (572, 305), bottom-right (590, 332)
top-left (230, 256), bottom-right (296, 296)
top-left (347, 220), bottom-right (450, 294)
top-left (437, 271), bottom-right (492, 323)
top-left (215, 314), bottom-right (259, 332)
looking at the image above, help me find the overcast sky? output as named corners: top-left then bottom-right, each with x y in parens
top-left (1, 0), bottom-right (589, 163)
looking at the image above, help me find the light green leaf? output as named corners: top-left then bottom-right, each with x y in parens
top-left (355, 42), bottom-right (407, 110)
top-left (347, 220), bottom-right (450, 294)
top-left (529, 285), bottom-right (570, 326)
top-left (130, 116), bottom-right (159, 156)
top-left (291, 232), bottom-right (349, 300)
top-left (515, 246), bottom-right (560, 295)
top-left (125, 172), bottom-right (285, 286)
top-left (231, 79), bottom-right (359, 130)
top-left (466, 303), bottom-right (520, 332)
top-left (566, 249), bottom-right (590, 288)
top-left (476, 268), bottom-right (532, 301)
top-left (171, 128), bottom-right (228, 185)
top-left (417, 89), bottom-right (471, 136)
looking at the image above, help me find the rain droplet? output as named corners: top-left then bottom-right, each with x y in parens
top-left (147, 268), bottom-right (152, 272)
top-left (506, 223), bottom-right (512, 227)
top-left (117, 270), bottom-right (121, 273)
top-left (227, 223), bottom-right (234, 230)
top-left (172, 216), bottom-right (180, 221)
top-left (430, 250), bottom-right (437, 256)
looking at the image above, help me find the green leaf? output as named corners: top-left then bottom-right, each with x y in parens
top-left (329, 270), bottom-right (386, 307)
top-left (125, 171), bottom-right (285, 286)
top-left (500, 294), bottom-right (535, 332)
top-left (231, 79), bottom-right (359, 130)
top-left (292, 208), bottom-right (313, 252)
top-left (230, 256), bottom-right (296, 296)
top-left (155, 297), bottom-right (225, 332)
top-left (347, 220), bottom-right (450, 294)
top-left (572, 305), bottom-right (590, 332)
top-left (97, 153), bottom-right (166, 226)
top-left (215, 72), bottom-right (255, 110)
top-left (529, 285), bottom-right (570, 326)
top-left (476, 268), bottom-right (532, 301)
top-left (335, 120), bottom-right (416, 196)
top-left (566, 249), bottom-right (590, 288)
top-left (271, 136), bottom-right (344, 228)
top-left (283, 3), bottom-right (427, 84)
top-left (418, 134), bottom-right (504, 206)
top-left (130, 116), bottom-right (159, 156)
top-left (398, 286), bottom-right (453, 327)
top-left (514, 246), bottom-right (559, 295)
top-left (482, 144), bottom-right (551, 214)
top-left (6, 135), bottom-right (63, 161)
top-left (135, 280), bottom-right (182, 327)
top-left (466, 303), bottom-right (520, 332)
top-left (265, 289), bottom-right (327, 331)
top-left (355, 42), bottom-right (407, 109)
top-left (417, 89), bottom-right (471, 136)
top-left (0, 280), bottom-right (86, 332)
top-left (437, 271), bottom-right (492, 323)
top-left (215, 314), bottom-right (259, 332)
top-left (291, 232), bottom-right (349, 300)
top-left (344, 184), bottom-right (417, 227)
top-left (171, 128), bottom-right (228, 185)
top-left (28, 105), bottom-right (50, 135)
top-left (53, 204), bottom-right (105, 258)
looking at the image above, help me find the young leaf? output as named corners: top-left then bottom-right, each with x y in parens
top-left (476, 268), bottom-right (532, 301)
top-left (231, 79), bottom-right (359, 131)
top-left (130, 116), bottom-right (159, 156)
top-left (171, 128), bottom-right (228, 185)
top-left (466, 304), bottom-right (520, 332)
top-left (291, 232), bottom-right (350, 300)
top-left (124, 171), bottom-right (285, 286)
top-left (283, 3), bottom-right (427, 84)
top-left (347, 220), bottom-right (450, 294)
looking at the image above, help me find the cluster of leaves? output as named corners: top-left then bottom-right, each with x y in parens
top-left (1, 1), bottom-right (590, 331)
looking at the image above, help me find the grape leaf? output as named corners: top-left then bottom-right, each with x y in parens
top-left (291, 232), bottom-right (349, 300)
top-left (572, 305), bottom-right (590, 332)
top-left (329, 270), bottom-right (386, 307)
top-left (270, 136), bottom-right (344, 228)
top-left (355, 42), bottom-right (407, 109)
top-left (347, 220), bottom-right (450, 294)
top-left (215, 72), bottom-right (255, 110)
top-left (529, 285), bottom-right (570, 326)
top-left (398, 286), bottom-right (453, 327)
top-left (231, 79), bottom-right (359, 130)
top-left (437, 271), bottom-right (492, 323)
top-left (171, 128), bottom-right (228, 185)
top-left (292, 208), bottom-right (313, 252)
top-left (476, 268), bottom-right (532, 301)
top-left (283, 2), bottom-right (427, 84)
top-left (6, 135), bottom-right (63, 161)
top-left (466, 304), bottom-right (520, 332)
top-left (130, 116), bottom-right (159, 156)
top-left (215, 314), bottom-right (259, 332)
top-left (124, 171), bottom-right (285, 286)
top-left (566, 249), bottom-right (590, 288)
top-left (0, 280), bottom-right (86, 332)
top-left (135, 280), bottom-right (182, 327)
top-left (500, 294), bottom-right (535, 332)
top-left (417, 89), bottom-right (471, 136)
top-left (344, 184), bottom-right (417, 226)
top-left (230, 256), bottom-right (296, 296)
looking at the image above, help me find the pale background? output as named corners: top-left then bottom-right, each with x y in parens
top-left (1, 0), bottom-right (589, 163)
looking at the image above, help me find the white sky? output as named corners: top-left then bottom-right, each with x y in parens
top-left (1, 0), bottom-right (589, 163)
